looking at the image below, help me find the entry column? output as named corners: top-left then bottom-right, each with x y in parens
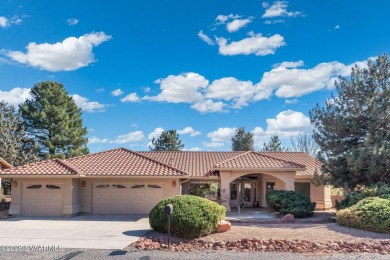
top-left (220, 171), bottom-right (231, 212)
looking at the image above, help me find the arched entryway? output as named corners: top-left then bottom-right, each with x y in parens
top-left (219, 170), bottom-right (296, 212)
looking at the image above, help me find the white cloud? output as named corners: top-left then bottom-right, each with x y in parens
top-left (120, 93), bottom-right (140, 103)
top-left (216, 14), bottom-right (240, 24)
top-left (264, 19), bottom-right (285, 24)
top-left (96, 88), bottom-right (105, 93)
top-left (71, 94), bottom-right (108, 113)
top-left (285, 98), bottom-right (299, 104)
top-left (114, 131), bottom-right (144, 144)
top-left (203, 127), bottom-right (236, 148)
top-left (276, 60), bottom-right (304, 68)
top-left (147, 73), bottom-right (208, 103)
top-left (66, 18), bottom-right (79, 26)
top-left (139, 57), bottom-right (371, 113)
top-left (265, 110), bottom-right (311, 138)
top-left (198, 30), bottom-right (215, 45)
top-left (190, 147), bottom-right (202, 151)
top-left (89, 131), bottom-right (145, 144)
top-left (252, 127), bottom-right (266, 143)
top-left (262, 2), bottom-right (270, 8)
top-left (203, 141), bottom-right (225, 148)
top-left (111, 89), bottom-right (124, 96)
top-left (131, 123), bottom-right (138, 128)
top-left (88, 136), bottom-right (110, 144)
top-left (262, 1), bottom-right (302, 18)
top-left (206, 77), bottom-right (256, 109)
top-left (0, 16), bottom-right (8, 27)
top-left (216, 32), bottom-right (285, 56)
top-left (178, 127), bottom-right (201, 137)
top-left (0, 15), bottom-right (25, 27)
top-left (207, 127), bottom-right (236, 143)
top-left (329, 24), bottom-right (341, 31)
top-left (191, 99), bottom-right (226, 113)
top-left (226, 18), bottom-right (252, 33)
top-left (8, 32), bottom-right (111, 72)
top-left (148, 127), bottom-right (165, 140)
top-left (258, 60), bottom-right (366, 99)
top-left (0, 87), bottom-right (31, 106)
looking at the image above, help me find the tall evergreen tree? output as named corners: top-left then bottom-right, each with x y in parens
top-left (149, 130), bottom-right (184, 151)
top-left (262, 135), bottom-right (286, 151)
top-left (310, 54), bottom-right (390, 188)
top-left (231, 127), bottom-right (254, 151)
top-left (0, 101), bottom-right (38, 166)
top-left (0, 101), bottom-right (39, 195)
top-left (19, 81), bottom-right (89, 159)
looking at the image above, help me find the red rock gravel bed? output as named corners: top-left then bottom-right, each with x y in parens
top-left (132, 237), bottom-right (390, 254)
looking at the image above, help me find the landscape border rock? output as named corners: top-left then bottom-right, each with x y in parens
top-left (131, 237), bottom-right (390, 254)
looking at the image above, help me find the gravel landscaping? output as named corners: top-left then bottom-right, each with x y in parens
top-left (130, 222), bottom-right (390, 255)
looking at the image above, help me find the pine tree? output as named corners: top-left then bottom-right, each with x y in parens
top-left (19, 81), bottom-right (89, 159)
top-left (310, 54), bottom-right (390, 188)
top-left (0, 101), bottom-right (38, 166)
top-left (262, 135), bottom-right (286, 151)
top-left (0, 101), bottom-right (39, 195)
top-left (149, 130), bottom-right (184, 151)
top-left (231, 127), bottom-right (254, 151)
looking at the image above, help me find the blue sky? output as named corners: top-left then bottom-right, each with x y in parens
top-left (0, 0), bottom-right (389, 153)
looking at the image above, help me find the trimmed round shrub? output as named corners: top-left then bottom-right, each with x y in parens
top-left (149, 195), bottom-right (226, 238)
top-left (266, 190), bottom-right (316, 218)
top-left (336, 184), bottom-right (390, 210)
top-left (337, 197), bottom-right (390, 233)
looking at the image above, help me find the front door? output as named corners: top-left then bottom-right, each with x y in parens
top-left (230, 181), bottom-right (256, 207)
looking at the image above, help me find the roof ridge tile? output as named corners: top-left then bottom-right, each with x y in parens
top-left (54, 159), bottom-right (79, 175)
top-left (214, 151), bottom-right (250, 168)
top-left (119, 148), bottom-right (188, 176)
top-left (254, 152), bottom-right (306, 168)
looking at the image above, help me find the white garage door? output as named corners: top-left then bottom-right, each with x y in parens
top-left (22, 183), bottom-right (64, 216)
top-left (93, 183), bottom-right (164, 214)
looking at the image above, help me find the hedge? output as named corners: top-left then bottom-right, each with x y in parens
top-left (337, 197), bottom-right (390, 233)
top-left (149, 195), bottom-right (226, 238)
top-left (266, 190), bottom-right (316, 218)
top-left (336, 184), bottom-right (390, 210)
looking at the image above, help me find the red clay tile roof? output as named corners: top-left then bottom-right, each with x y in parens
top-left (0, 159), bottom-right (78, 176)
top-left (214, 151), bottom-right (305, 170)
top-left (0, 157), bottom-right (12, 169)
top-left (139, 151), bottom-right (244, 178)
top-left (140, 151), bottom-right (313, 177)
top-left (0, 149), bottom-right (319, 178)
top-left (0, 148), bottom-right (187, 177)
top-left (258, 152), bottom-right (321, 176)
top-left (67, 148), bottom-right (187, 176)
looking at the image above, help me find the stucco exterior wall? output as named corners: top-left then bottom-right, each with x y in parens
top-left (294, 176), bottom-right (332, 210)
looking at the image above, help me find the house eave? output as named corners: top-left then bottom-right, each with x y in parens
top-left (213, 167), bottom-right (305, 172)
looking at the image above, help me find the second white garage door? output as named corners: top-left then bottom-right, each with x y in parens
top-left (92, 183), bottom-right (164, 214)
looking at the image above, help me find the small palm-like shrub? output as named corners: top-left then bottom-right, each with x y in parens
top-left (337, 197), bottom-right (390, 233)
top-left (266, 190), bottom-right (316, 218)
top-left (149, 195), bottom-right (226, 238)
top-left (336, 184), bottom-right (390, 210)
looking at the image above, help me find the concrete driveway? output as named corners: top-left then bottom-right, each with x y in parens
top-left (0, 215), bottom-right (150, 250)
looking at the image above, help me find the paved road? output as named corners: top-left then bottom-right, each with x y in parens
top-left (0, 215), bottom-right (150, 250)
top-left (0, 248), bottom-right (389, 260)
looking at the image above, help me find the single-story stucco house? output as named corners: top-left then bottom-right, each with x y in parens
top-left (0, 148), bottom-right (332, 217)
